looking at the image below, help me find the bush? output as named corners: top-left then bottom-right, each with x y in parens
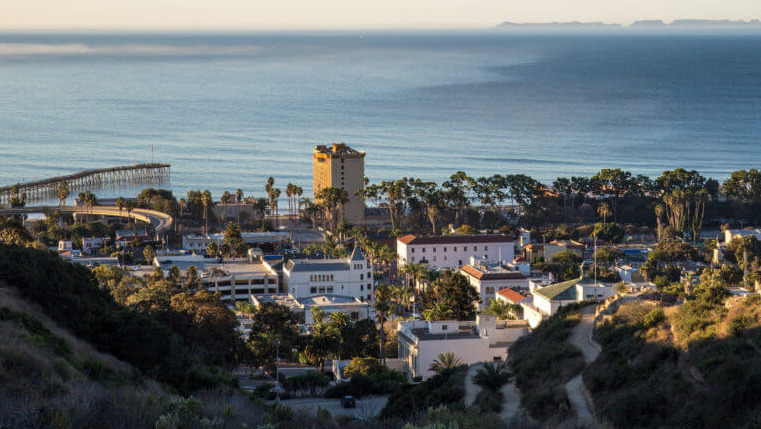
top-left (379, 366), bottom-right (466, 419)
top-left (325, 369), bottom-right (406, 398)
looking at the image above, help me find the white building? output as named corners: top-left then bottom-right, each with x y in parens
top-left (724, 228), bottom-right (761, 245)
top-left (138, 255), bottom-right (279, 302)
top-left (182, 231), bottom-right (290, 253)
top-left (520, 272), bottom-right (616, 328)
top-left (397, 314), bottom-right (528, 380)
top-left (459, 258), bottom-right (528, 308)
top-left (283, 246), bottom-right (374, 301)
top-left (252, 294), bottom-right (372, 326)
top-left (82, 237), bottom-right (108, 255)
top-left (397, 234), bottom-right (515, 270)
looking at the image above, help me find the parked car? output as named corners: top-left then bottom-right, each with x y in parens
top-left (341, 395), bottom-right (356, 408)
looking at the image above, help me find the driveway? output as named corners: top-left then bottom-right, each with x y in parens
top-left (280, 395), bottom-right (388, 419)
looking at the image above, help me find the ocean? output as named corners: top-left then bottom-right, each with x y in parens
top-left (1, 31), bottom-right (760, 202)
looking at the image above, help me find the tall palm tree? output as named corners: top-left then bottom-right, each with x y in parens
top-left (655, 203), bottom-right (665, 242)
top-left (56, 181), bottom-right (70, 209)
top-left (597, 202), bottom-right (611, 224)
top-left (373, 284), bottom-right (394, 363)
top-left (429, 352), bottom-right (464, 374)
top-left (235, 188), bottom-right (243, 204)
top-left (201, 192), bottom-right (211, 234)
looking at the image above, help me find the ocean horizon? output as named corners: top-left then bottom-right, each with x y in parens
top-left (1, 30), bottom-right (760, 202)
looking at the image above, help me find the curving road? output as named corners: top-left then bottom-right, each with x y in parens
top-left (0, 205), bottom-right (173, 234)
top-left (564, 305), bottom-right (601, 426)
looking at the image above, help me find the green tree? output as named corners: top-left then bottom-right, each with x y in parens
top-left (206, 241), bottom-right (219, 257)
top-left (428, 352), bottom-right (464, 374)
top-left (57, 180), bottom-right (70, 208)
top-left (374, 284), bottom-right (394, 363)
top-left (143, 245), bottom-right (155, 265)
top-left (315, 187), bottom-right (349, 232)
top-left (472, 361), bottom-right (511, 391)
top-left (430, 271), bottom-right (480, 321)
top-left (482, 298), bottom-right (518, 320)
top-left (550, 251), bottom-right (583, 282)
top-left (597, 202), bottom-right (611, 223)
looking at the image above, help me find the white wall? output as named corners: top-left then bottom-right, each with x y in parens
top-left (399, 240), bottom-right (514, 270)
top-left (285, 259), bottom-right (374, 301)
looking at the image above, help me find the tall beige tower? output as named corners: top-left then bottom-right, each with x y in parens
top-left (313, 143), bottom-right (366, 223)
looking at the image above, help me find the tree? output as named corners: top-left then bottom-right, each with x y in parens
top-left (343, 357), bottom-right (385, 378)
top-left (482, 298), bottom-right (518, 320)
top-left (654, 204), bottom-right (665, 242)
top-left (315, 187), bottom-right (349, 232)
top-left (472, 361), bottom-right (511, 391)
top-left (185, 265), bottom-right (201, 289)
top-left (201, 191), bottom-right (211, 234)
top-left (429, 352), bottom-right (464, 374)
top-left (429, 271), bottom-right (480, 321)
top-left (597, 202), bottom-right (611, 223)
top-left (236, 188), bottom-right (244, 204)
top-left (422, 301), bottom-right (454, 321)
top-left (722, 169), bottom-right (761, 203)
top-left (550, 251), bottom-right (583, 282)
top-left (247, 303), bottom-right (301, 371)
top-left (143, 245), bottom-right (155, 265)
top-left (206, 241), bottom-right (219, 257)
top-left (374, 284), bottom-right (394, 363)
top-left (222, 222), bottom-right (246, 257)
top-left (442, 171), bottom-right (473, 223)
top-left (302, 322), bottom-right (340, 372)
top-left (56, 180), bottom-right (70, 208)
top-left (656, 169), bottom-right (715, 241)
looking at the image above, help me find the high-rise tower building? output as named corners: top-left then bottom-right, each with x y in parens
top-left (313, 143), bottom-right (365, 223)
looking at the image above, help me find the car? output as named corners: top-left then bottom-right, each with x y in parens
top-left (341, 395), bottom-right (356, 408)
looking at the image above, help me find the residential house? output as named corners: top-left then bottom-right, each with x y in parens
top-left (397, 314), bottom-right (528, 380)
top-left (460, 258), bottom-right (528, 308)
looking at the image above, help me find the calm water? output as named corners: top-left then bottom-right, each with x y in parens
top-left (1, 31), bottom-right (760, 202)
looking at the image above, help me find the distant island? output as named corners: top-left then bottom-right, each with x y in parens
top-left (497, 19), bottom-right (761, 30)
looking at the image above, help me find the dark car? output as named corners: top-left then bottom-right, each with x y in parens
top-left (341, 395), bottom-right (356, 408)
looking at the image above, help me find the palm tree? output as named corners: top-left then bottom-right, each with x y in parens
top-left (56, 181), bottom-right (70, 209)
top-left (315, 187), bottom-right (349, 232)
top-left (429, 352), bottom-right (464, 374)
top-left (655, 203), bottom-right (665, 242)
top-left (374, 284), bottom-right (394, 363)
top-left (472, 361), bottom-right (511, 391)
top-left (116, 196), bottom-right (126, 214)
top-left (422, 302), bottom-right (453, 321)
top-left (201, 192), bottom-right (211, 234)
top-left (597, 202), bottom-right (611, 224)
top-left (235, 188), bottom-right (243, 204)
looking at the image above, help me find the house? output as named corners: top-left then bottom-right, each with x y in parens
top-left (459, 258), bottom-right (528, 308)
top-left (252, 294), bottom-right (372, 326)
top-left (116, 229), bottom-right (151, 246)
top-left (82, 237), bottom-right (108, 255)
top-left (397, 234), bottom-right (515, 270)
top-left (182, 231), bottom-right (290, 254)
top-left (520, 269), bottom-right (616, 328)
top-left (397, 314), bottom-right (528, 380)
top-left (724, 228), bottom-right (761, 245)
top-left (522, 240), bottom-right (584, 264)
top-left (283, 245), bottom-right (374, 301)
top-left (496, 288), bottom-right (528, 306)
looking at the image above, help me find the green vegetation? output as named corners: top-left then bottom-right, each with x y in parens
top-left (379, 366), bottom-right (467, 420)
top-left (508, 304), bottom-right (585, 422)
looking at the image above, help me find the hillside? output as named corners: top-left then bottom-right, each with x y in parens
top-left (586, 292), bottom-right (761, 429)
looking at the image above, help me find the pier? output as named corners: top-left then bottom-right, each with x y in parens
top-left (0, 163), bottom-right (170, 204)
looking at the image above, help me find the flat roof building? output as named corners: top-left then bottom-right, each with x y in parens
top-left (397, 234), bottom-right (515, 270)
top-left (313, 143), bottom-right (366, 223)
top-left (284, 245), bottom-right (374, 302)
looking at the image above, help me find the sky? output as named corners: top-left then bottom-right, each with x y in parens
top-left (2, 0), bottom-right (761, 30)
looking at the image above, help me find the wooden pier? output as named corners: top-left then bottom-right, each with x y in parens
top-left (0, 163), bottom-right (170, 204)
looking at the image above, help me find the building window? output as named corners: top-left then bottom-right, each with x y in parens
top-left (464, 246), bottom-right (468, 251)
top-left (442, 325), bottom-right (448, 331)
top-left (360, 274), bottom-right (364, 280)
top-left (422, 248), bottom-right (426, 253)
top-left (361, 284), bottom-right (364, 290)
top-left (367, 272), bottom-right (371, 278)
top-left (310, 287), bottom-right (316, 294)
top-left (411, 257), bottom-right (415, 262)
top-left (486, 287), bottom-right (495, 294)
top-left (411, 248), bottom-right (415, 253)
top-left (367, 294), bottom-right (372, 300)
top-left (458, 260), bottom-right (462, 266)
top-left (454, 247), bottom-right (457, 251)
top-left (444, 247), bottom-right (447, 252)
top-left (327, 286), bottom-right (334, 293)
top-left (433, 247), bottom-right (436, 252)
top-left (319, 286), bottom-right (325, 293)
top-left (485, 246), bottom-right (489, 251)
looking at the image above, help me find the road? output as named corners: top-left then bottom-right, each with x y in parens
top-left (564, 305), bottom-right (601, 426)
top-left (0, 205), bottom-right (173, 234)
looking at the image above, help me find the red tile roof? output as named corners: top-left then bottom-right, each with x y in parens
top-left (397, 234), bottom-right (515, 246)
top-left (497, 288), bottom-right (527, 304)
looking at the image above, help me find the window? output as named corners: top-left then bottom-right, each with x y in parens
top-left (486, 287), bottom-right (495, 294)
top-left (464, 246), bottom-right (468, 251)
top-left (474, 246), bottom-right (478, 251)
top-left (411, 248), bottom-right (415, 253)
top-left (319, 286), bottom-right (325, 293)
top-left (442, 325), bottom-right (448, 331)
top-left (411, 257), bottom-right (415, 262)
top-left (444, 247), bottom-right (447, 252)
top-left (310, 287), bottom-right (317, 294)
top-left (360, 274), bottom-right (364, 280)
top-left (361, 284), bottom-right (364, 290)
top-left (367, 272), bottom-right (371, 279)
top-left (485, 246), bottom-right (489, 251)
top-left (433, 247), bottom-right (436, 252)
top-left (422, 247), bottom-right (426, 253)
top-left (493, 357), bottom-right (502, 362)
top-left (454, 247), bottom-right (457, 251)
top-left (327, 286), bottom-right (334, 293)
top-left (367, 294), bottom-right (372, 300)
top-left (458, 260), bottom-right (462, 265)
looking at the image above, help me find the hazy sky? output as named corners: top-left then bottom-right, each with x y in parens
top-left (3, 0), bottom-right (761, 30)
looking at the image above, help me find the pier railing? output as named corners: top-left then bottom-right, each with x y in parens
top-left (0, 163), bottom-right (170, 204)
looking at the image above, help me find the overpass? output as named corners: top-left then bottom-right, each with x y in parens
top-left (0, 205), bottom-right (173, 235)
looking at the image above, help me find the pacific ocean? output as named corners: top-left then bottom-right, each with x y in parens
top-left (1, 31), bottom-right (760, 202)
